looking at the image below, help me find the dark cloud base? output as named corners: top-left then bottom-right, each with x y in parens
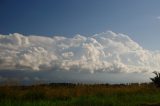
top-left (0, 70), bottom-right (150, 85)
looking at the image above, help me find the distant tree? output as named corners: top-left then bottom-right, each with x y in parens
top-left (150, 71), bottom-right (160, 87)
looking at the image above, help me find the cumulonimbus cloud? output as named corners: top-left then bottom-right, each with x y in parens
top-left (0, 31), bottom-right (160, 74)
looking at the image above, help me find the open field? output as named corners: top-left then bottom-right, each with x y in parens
top-left (0, 83), bottom-right (160, 106)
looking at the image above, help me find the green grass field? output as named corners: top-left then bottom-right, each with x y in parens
top-left (0, 83), bottom-right (160, 106)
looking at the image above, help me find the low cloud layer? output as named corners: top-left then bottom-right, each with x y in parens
top-left (0, 31), bottom-right (160, 75)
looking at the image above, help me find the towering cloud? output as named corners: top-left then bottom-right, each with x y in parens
top-left (0, 31), bottom-right (160, 74)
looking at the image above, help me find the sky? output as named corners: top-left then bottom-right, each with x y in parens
top-left (1, 0), bottom-right (160, 50)
top-left (0, 0), bottom-right (160, 84)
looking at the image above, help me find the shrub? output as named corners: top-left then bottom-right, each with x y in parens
top-left (150, 71), bottom-right (160, 87)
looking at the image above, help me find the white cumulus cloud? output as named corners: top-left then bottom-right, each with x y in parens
top-left (0, 31), bottom-right (160, 74)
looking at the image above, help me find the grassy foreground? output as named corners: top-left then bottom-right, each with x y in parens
top-left (0, 83), bottom-right (160, 106)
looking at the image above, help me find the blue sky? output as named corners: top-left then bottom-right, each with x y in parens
top-left (1, 0), bottom-right (160, 50)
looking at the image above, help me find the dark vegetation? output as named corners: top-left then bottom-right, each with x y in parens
top-left (0, 72), bottom-right (160, 106)
top-left (150, 71), bottom-right (160, 87)
top-left (0, 82), bottom-right (160, 106)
